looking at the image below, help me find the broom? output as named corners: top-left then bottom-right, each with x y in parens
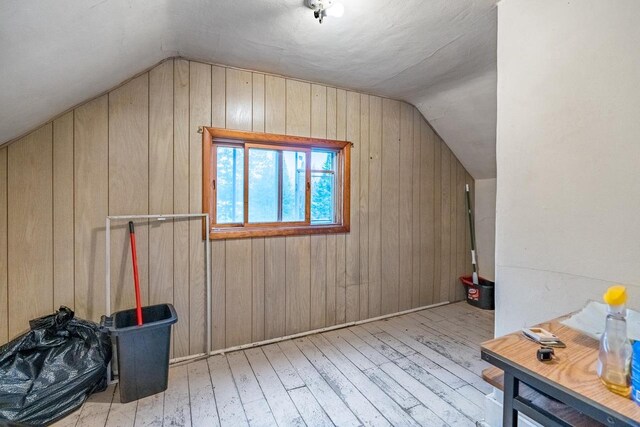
top-left (465, 184), bottom-right (479, 286)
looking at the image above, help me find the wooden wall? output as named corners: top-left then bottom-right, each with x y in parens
top-left (0, 58), bottom-right (474, 358)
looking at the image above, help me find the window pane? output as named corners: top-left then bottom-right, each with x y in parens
top-left (311, 173), bottom-right (335, 223)
top-left (311, 150), bottom-right (334, 171)
top-left (311, 150), bottom-right (337, 224)
top-left (282, 151), bottom-right (306, 222)
top-left (248, 149), bottom-right (279, 223)
top-left (216, 146), bottom-right (244, 223)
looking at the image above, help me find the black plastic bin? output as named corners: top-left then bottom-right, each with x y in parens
top-left (103, 304), bottom-right (177, 403)
top-left (459, 276), bottom-right (495, 310)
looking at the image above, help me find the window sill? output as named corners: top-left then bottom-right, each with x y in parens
top-left (207, 224), bottom-right (350, 240)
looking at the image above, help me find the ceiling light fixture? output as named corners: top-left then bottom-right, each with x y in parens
top-left (306, 0), bottom-right (344, 24)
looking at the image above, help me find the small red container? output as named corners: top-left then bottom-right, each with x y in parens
top-left (459, 276), bottom-right (495, 310)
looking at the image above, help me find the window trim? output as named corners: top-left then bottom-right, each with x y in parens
top-left (202, 127), bottom-right (351, 240)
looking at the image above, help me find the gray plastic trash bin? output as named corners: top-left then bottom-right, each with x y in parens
top-left (103, 304), bottom-right (177, 403)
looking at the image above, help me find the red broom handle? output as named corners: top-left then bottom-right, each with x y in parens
top-left (129, 221), bottom-right (143, 326)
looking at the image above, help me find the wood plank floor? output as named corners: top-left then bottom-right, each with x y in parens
top-left (56, 302), bottom-right (494, 427)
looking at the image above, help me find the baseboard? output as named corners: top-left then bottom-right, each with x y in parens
top-left (169, 300), bottom-right (453, 366)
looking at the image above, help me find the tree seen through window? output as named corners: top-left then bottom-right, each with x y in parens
top-left (216, 147), bottom-right (337, 225)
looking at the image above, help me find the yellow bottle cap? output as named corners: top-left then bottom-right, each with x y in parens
top-left (603, 285), bottom-right (627, 306)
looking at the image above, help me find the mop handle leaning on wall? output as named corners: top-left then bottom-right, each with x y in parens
top-left (128, 221), bottom-right (144, 326)
top-left (465, 184), bottom-right (479, 286)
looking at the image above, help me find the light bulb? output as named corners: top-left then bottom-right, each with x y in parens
top-left (325, 2), bottom-right (344, 18)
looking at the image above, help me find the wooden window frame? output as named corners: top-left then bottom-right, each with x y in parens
top-left (203, 127), bottom-right (351, 240)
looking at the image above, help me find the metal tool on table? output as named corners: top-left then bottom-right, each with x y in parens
top-left (522, 327), bottom-right (566, 348)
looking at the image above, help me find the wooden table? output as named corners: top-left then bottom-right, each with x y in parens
top-left (481, 319), bottom-right (640, 426)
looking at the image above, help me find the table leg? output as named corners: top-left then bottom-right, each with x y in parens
top-left (503, 371), bottom-right (520, 427)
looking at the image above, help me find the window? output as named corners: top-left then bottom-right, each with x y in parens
top-left (203, 128), bottom-right (350, 239)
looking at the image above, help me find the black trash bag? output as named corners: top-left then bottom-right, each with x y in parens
top-left (0, 306), bottom-right (112, 426)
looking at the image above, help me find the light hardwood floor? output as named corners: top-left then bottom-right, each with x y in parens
top-left (54, 302), bottom-right (494, 427)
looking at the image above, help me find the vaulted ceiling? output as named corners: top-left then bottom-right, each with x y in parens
top-left (0, 0), bottom-right (497, 178)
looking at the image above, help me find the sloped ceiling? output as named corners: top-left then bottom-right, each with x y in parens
top-left (0, 0), bottom-right (497, 178)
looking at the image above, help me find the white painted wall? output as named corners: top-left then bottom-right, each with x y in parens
top-left (475, 178), bottom-right (496, 282)
top-left (495, 0), bottom-right (640, 336)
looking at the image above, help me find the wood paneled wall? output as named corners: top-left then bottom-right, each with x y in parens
top-left (0, 58), bottom-right (474, 357)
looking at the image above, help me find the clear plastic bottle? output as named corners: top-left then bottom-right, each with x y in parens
top-left (597, 285), bottom-right (632, 397)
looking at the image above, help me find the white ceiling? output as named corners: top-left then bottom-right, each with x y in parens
top-left (0, 0), bottom-right (497, 178)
